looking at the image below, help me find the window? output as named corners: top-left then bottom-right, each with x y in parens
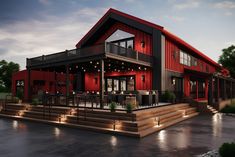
top-left (120, 78), bottom-right (126, 91)
top-left (106, 29), bottom-right (134, 42)
top-left (112, 38), bottom-right (134, 50)
top-left (180, 50), bottom-right (191, 66)
top-left (113, 79), bottom-right (119, 91)
top-left (127, 77), bottom-right (135, 91)
top-left (127, 40), bottom-right (133, 49)
top-left (107, 79), bottom-right (112, 92)
top-left (105, 76), bottom-right (135, 92)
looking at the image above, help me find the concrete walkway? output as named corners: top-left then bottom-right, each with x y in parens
top-left (0, 114), bottom-right (234, 157)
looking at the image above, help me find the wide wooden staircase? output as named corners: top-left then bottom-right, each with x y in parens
top-left (0, 103), bottom-right (198, 137)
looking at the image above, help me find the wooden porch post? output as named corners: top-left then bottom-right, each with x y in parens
top-left (27, 68), bottom-right (31, 102)
top-left (99, 59), bottom-right (104, 108)
top-left (208, 76), bottom-right (213, 105)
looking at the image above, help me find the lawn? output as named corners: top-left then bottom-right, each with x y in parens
top-left (221, 101), bottom-right (235, 113)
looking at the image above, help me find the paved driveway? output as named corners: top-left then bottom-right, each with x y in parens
top-left (0, 114), bottom-right (234, 157)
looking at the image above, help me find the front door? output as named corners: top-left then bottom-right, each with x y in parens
top-left (173, 77), bottom-right (183, 101)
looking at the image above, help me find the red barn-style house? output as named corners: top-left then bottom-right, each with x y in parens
top-left (12, 8), bottom-right (235, 108)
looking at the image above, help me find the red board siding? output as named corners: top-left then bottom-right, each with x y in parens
top-left (12, 70), bottom-right (74, 100)
top-left (165, 37), bottom-right (216, 73)
top-left (85, 70), bottom-right (152, 91)
top-left (94, 21), bottom-right (152, 55)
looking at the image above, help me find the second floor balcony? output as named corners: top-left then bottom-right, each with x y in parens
top-left (27, 43), bottom-right (153, 68)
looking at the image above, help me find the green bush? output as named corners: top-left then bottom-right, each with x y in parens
top-left (16, 90), bottom-right (24, 100)
top-left (109, 102), bottom-right (117, 112)
top-left (221, 104), bottom-right (235, 113)
top-left (161, 91), bottom-right (176, 103)
top-left (126, 103), bottom-right (133, 113)
top-left (31, 98), bottom-right (40, 105)
top-left (219, 142), bottom-right (235, 157)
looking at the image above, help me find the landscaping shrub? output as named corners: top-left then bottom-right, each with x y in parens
top-left (219, 142), bottom-right (235, 157)
top-left (109, 102), bottom-right (117, 112)
top-left (221, 102), bottom-right (235, 114)
top-left (161, 91), bottom-right (176, 103)
top-left (126, 103), bottom-right (133, 113)
top-left (16, 90), bottom-right (24, 100)
top-left (31, 98), bottom-right (40, 105)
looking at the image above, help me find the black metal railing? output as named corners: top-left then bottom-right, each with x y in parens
top-left (27, 43), bottom-right (153, 67)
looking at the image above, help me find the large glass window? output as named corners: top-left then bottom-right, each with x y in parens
top-left (106, 29), bottom-right (134, 42)
top-left (127, 77), bottom-right (135, 91)
top-left (127, 40), bottom-right (133, 49)
top-left (113, 79), bottom-right (119, 91)
top-left (107, 79), bottom-right (112, 92)
top-left (105, 76), bottom-right (135, 92)
top-left (120, 78), bottom-right (127, 91)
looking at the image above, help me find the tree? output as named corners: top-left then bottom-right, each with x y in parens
top-left (0, 60), bottom-right (20, 92)
top-left (218, 45), bottom-right (235, 78)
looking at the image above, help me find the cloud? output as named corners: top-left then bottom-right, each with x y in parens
top-left (225, 12), bottom-right (233, 16)
top-left (172, 0), bottom-right (200, 10)
top-left (0, 7), bottom-right (107, 69)
top-left (38, 0), bottom-right (50, 6)
top-left (165, 15), bottom-right (185, 22)
top-left (214, 1), bottom-right (235, 9)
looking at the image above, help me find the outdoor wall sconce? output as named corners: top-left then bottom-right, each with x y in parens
top-left (141, 40), bottom-right (145, 48)
top-left (141, 75), bottom-right (145, 83)
top-left (172, 77), bottom-right (176, 85)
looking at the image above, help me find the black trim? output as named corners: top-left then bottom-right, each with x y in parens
top-left (152, 29), bottom-right (162, 91)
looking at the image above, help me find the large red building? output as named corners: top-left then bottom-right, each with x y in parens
top-left (12, 8), bottom-right (235, 106)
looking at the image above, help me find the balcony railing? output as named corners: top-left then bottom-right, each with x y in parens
top-left (27, 43), bottom-right (152, 67)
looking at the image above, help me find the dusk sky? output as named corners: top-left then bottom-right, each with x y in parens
top-left (0, 0), bottom-right (235, 69)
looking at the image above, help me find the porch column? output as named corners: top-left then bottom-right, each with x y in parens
top-left (216, 77), bottom-right (219, 102)
top-left (66, 65), bottom-right (70, 106)
top-left (99, 59), bottom-right (104, 108)
top-left (223, 79), bottom-right (227, 99)
top-left (208, 76), bottom-right (213, 105)
top-left (27, 68), bottom-right (31, 102)
top-left (54, 69), bottom-right (57, 94)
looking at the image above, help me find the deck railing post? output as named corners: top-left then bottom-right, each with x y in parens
top-left (99, 59), bottom-right (104, 108)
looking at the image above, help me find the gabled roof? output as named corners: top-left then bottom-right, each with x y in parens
top-left (76, 8), bottom-right (220, 68)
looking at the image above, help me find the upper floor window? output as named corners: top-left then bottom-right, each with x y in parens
top-left (106, 29), bottom-right (134, 43)
top-left (180, 50), bottom-right (191, 66)
top-left (105, 29), bottom-right (134, 50)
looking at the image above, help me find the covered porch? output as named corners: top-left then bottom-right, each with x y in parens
top-left (26, 43), bottom-right (161, 110)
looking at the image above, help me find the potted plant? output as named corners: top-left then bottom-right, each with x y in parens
top-left (16, 90), bottom-right (24, 103)
top-left (109, 102), bottom-right (117, 112)
top-left (126, 103), bottom-right (133, 113)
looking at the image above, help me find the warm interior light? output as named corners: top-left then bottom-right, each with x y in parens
top-left (90, 61), bottom-right (93, 64)
top-left (141, 41), bottom-right (145, 48)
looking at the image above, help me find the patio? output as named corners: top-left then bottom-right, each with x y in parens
top-left (0, 114), bottom-right (234, 157)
